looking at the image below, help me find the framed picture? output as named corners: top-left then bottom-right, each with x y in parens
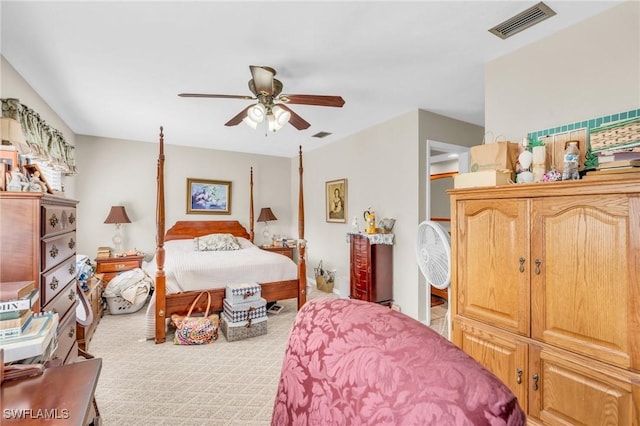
top-left (0, 149), bottom-right (19, 173)
top-left (326, 178), bottom-right (347, 223)
top-left (23, 163), bottom-right (54, 194)
top-left (187, 178), bottom-right (232, 215)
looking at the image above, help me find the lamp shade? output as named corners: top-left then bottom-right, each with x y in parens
top-left (257, 207), bottom-right (277, 223)
top-left (104, 206), bottom-right (132, 224)
top-left (0, 117), bottom-right (31, 155)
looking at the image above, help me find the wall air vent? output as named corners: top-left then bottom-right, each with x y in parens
top-left (312, 131), bottom-right (332, 138)
top-left (489, 2), bottom-right (556, 39)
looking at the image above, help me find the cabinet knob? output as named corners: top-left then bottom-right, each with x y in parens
top-left (519, 257), bottom-right (525, 273)
top-left (532, 374), bottom-right (539, 391)
top-left (116, 263), bottom-right (125, 269)
top-left (535, 259), bottom-right (542, 275)
top-left (516, 368), bottom-right (523, 384)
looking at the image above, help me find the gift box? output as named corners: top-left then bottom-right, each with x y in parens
top-left (225, 283), bottom-right (261, 305)
top-left (223, 297), bottom-right (267, 323)
top-left (220, 313), bottom-right (267, 342)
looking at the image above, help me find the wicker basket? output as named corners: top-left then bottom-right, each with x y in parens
top-left (590, 118), bottom-right (640, 152)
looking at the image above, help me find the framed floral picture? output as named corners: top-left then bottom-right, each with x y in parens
top-left (186, 178), bottom-right (232, 214)
top-left (326, 178), bottom-right (347, 223)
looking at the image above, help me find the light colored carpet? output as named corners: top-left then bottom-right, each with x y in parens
top-left (90, 287), bottom-right (447, 425)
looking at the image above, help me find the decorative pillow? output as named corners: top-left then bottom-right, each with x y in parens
top-left (194, 233), bottom-right (241, 251)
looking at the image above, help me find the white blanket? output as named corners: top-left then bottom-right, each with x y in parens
top-left (144, 237), bottom-right (298, 339)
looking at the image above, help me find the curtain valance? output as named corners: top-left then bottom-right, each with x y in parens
top-left (1, 98), bottom-right (77, 175)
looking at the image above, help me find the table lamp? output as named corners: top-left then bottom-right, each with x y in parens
top-left (257, 207), bottom-right (277, 246)
top-left (104, 205), bottom-right (131, 253)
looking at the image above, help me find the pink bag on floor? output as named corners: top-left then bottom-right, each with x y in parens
top-left (171, 291), bottom-right (219, 345)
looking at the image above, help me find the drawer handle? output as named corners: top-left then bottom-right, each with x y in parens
top-left (68, 264), bottom-right (76, 275)
top-left (50, 245), bottom-right (59, 258)
top-left (532, 374), bottom-right (539, 391)
top-left (516, 368), bottom-right (523, 384)
top-left (116, 263), bottom-right (126, 270)
top-left (50, 277), bottom-right (59, 290)
top-left (535, 259), bottom-right (542, 275)
top-left (69, 213), bottom-right (76, 224)
top-left (49, 214), bottom-right (59, 228)
top-left (69, 289), bottom-right (76, 300)
top-left (68, 327), bottom-right (75, 338)
top-left (68, 238), bottom-right (75, 250)
top-left (519, 257), bottom-right (525, 273)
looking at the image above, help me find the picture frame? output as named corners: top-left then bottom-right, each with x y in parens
top-left (23, 163), bottom-right (54, 194)
top-left (187, 178), bottom-right (232, 215)
top-left (326, 178), bottom-right (347, 223)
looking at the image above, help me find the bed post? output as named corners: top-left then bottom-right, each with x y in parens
top-left (155, 127), bottom-right (167, 343)
top-left (298, 146), bottom-right (307, 308)
top-left (249, 167), bottom-right (255, 243)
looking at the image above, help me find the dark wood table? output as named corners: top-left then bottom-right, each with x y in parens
top-left (2, 358), bottom-right (101, 425)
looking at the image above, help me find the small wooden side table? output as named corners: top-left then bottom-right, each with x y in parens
top-left (2, 358), bottom-right (102, 425)
top-left (95, 254), bottom-right (144, 286)
top-left (261, 245), bottom-right (294, 260)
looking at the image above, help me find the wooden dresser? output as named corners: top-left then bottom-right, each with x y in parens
top-left (449, 177), bottom-right (640, 425)
top-left (0, 193), bottom-right (79, 364)
top-left (348, 233), bottom-right (393, 305)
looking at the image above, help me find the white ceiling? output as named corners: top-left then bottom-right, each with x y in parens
top-left (1, 1), bottom-right (622, 157)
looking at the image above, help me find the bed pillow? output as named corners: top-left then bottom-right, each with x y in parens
top-left (194, 233), bottom-right (241, 251)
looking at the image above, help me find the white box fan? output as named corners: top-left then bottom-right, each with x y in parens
top-left (415, 220), bottom-right (451, 337)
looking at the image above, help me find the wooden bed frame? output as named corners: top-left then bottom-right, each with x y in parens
top-left (153, 127), bottom-right (307, 343)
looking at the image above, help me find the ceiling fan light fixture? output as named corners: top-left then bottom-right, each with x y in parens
top-left (247, 103), bottom-right (266, 123)
top-left (242, 115), bottom-right (259, 129)
top-left (272, 105), bottom-right (291, 127)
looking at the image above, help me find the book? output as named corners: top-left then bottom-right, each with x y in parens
top-left (597, 159), bottom-right (640, 169)
top-left (0, 289), bottom-right (40, 313)
top-left (0, 309), bottom-right (32, 330)
top-left (0, 312), bottom-right (58, 363)
top-left (0, 308), bottom-right (29, 321)
top-left (597, 150), bottom-right (640, 163)
top-left (267, 303), bottom-right (284, 314)
top-left (0, 312), bottom-right (32, 339)
top-left (0, 280), bottom-right (36, 301)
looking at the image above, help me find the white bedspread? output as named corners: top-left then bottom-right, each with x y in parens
top-left (143, 237), bottom-right (298, 339)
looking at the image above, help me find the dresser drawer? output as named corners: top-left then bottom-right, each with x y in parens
top-left (42, 281), bottom-right (77, 321)
top-left (51, 305), bottom-right (78, 365)
top-left (96, 257), bottom-right (142, 274)
top-left (41, 232), bottom-right (76, 272)
top-left (41, 205), bottom-right (77, 237)
top-left (41, 257), bottom-right (76, 306)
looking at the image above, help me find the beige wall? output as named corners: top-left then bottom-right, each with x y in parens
top-left (74, 136), bottom-right (294, 257)
top-left (299, 110), bottom-right (482, 319)
top-left (485, 0), bottom-right (640, 141)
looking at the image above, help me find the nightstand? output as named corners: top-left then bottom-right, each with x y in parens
top-left (95, 254), bottom-right (144, 287)
top-left (261, 245), bottom-right (294, 260)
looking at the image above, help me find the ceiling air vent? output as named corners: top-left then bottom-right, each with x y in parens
top-left (489, 2), bottom-right (556, 39)
top-left (312, 131), bottom-right (332, 138)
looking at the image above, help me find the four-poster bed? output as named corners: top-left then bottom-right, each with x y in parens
top-left (151, 127), bottom-right (307, 343)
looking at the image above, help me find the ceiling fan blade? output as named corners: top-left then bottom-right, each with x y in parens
top-left (279, 94), bottom-right (345, 108)
top-left (224, 105), bottom-right (253, 127)
top-left (250, 65), bottom-right (275, 95)
top-left (178, 93), bottom-right (254, 100)
top-left (279, 104), bottom-right (311, 130)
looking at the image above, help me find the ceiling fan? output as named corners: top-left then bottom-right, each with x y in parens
top-left (179, 66), bottom-right (345, 132)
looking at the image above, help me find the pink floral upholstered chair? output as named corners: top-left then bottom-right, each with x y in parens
top-left (272, 298), bottom-right (525, 425)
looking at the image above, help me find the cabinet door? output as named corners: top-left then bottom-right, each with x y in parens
top-left (456, 199), bottom-right (530, 336)
top-left (529, 344), bottom-right (640, 425)
top-left (531, 195), bottom-right (640, 371)
top-left (454, 317), bottom-right (529, 411)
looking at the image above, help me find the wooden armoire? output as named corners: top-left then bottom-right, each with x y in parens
top-left (449, 177), bottom-right (640, 425)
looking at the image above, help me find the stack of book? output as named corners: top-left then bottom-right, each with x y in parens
top-left (0, 281), bottom-right (38, 339)
top-left (586, 149), bottom-right (640, 179)
top-left (97, 246), bottom-right (112, 258)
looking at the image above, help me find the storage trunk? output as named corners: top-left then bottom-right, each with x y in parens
top-left (225, 283), bottom-right (261, 304)
top-left (223, 297), bottom-right (267, 323)
top-left (220, 313), bottom-right (267, 342)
